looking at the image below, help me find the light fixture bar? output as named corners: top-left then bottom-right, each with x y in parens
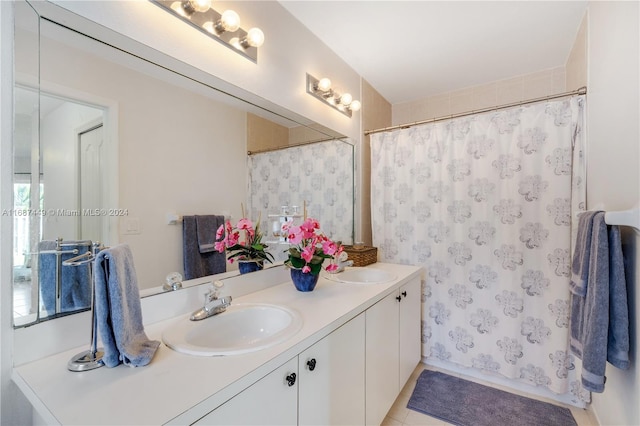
top-left (306, 73), bottom-right (359, 118)
top-left (151, 0), bottom-right (260, 63)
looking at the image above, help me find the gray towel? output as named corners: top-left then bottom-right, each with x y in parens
top-left (569, 211), bottom-right (600, 296)
top-left (39, 240), bottom-right (92, 315)
top-left (94, 244), bottom-right (160, 368)
top-left (196, 215), bottom-right (222, 253)
top-left (183, 215), bottom-right (226, 280)
top-left (569, 212), bottom-right (630, 392)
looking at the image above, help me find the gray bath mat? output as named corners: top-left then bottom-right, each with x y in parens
top-left (407, 370), bottom-right (577, 426)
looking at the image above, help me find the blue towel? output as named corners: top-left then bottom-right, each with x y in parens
top-left (94, 244), bottom-right (160, 367)
top-left (569, 211), bottom-right (599, 296)
top-left (569, 212), bottom-right (630, 392)
top-left (196, 215), bottom-right (222, 253)
top-left (183, 215), bottom-right (226, 280)
top-left (39, 240), bottom-right (92, 315)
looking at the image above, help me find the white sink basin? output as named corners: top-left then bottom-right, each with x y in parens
top-left (162, 303), bottom-right (302, 356)
top-left (325, 267), bottom-right (396, 284)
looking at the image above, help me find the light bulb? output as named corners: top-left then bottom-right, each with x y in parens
top-left (188, 0), bottom-right (211, 13)
top-left (220, 10), bottom-right (241, 32)
top-left (349, 100), bottom-right (361, 111)
top-left (202, 21), bottom-right (215, 33)
top-left (245, 28), bottom-right (265, 48)
top-left (229, 37), bottom-right (242, 50)
top-left (340, 93), bottom-right (353, 106)
top-left (170, 2), bottom-right (188, 17)
top-left (317, 78), bottom-right (332, 92)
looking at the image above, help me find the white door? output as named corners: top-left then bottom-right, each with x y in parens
top-left (299, 313), bottom-right (365, 425)
top-left (399, 277), bottom-right (422, 387)
top-left (365, 291), bottom-right (400, 426)
top-left (194, 357), bottom-right (298, 425)
top-left (79, 124), bottom-right (104, 242)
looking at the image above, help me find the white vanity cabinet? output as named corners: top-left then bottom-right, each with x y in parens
top-left (194, 357), bottom-right (299, 425)
top-left (14, 263), bottom-right (422, 426)
top-left (399, 277), bottom-right (422, 385)
top-left (298, 313), bottom-right (365, 425)
top-left (195, 313), bottom-right (366, 426)
top-left (365, 276), bottom-right (421, 425)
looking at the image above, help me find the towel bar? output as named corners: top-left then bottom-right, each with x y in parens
top-left (604, 203), bottom-right (640, 231)
top-left (167, 213), bottom-right (231, 225)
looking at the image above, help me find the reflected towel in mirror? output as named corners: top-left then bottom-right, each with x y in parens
top-left (183, 215), bottom-right (226, 280)
top-left (196, 215), bottom-right (223, 253)
top-left (38, 240), bottom-right (91, 315)
top-left (94, 243), bottom-right (160, 367)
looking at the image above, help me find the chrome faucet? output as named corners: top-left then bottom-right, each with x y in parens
top-left (329, 251), bottom-right (354, 273)
top-left (190, 281), bottom-right (232, 321)
top-left (334, 259), bottom-right (354, 273)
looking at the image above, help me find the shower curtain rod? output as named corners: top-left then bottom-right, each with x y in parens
top-left (364, 86), bottom-right (587, 136)
top-left (247, 136), bottom-right (350, 155)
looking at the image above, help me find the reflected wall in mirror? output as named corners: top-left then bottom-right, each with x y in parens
top-left (12, 3), bottom-right (353, 327)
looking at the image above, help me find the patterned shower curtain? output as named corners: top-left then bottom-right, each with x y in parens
top-left (248, 140), bottom-right (354, 261)
top-left (371, 96), bottom-right (590, 403)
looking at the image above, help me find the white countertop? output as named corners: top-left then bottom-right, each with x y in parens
top-left (13, 263), bottom-right (421, 425)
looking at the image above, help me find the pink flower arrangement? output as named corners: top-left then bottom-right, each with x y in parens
top-left (214, 218), bottom-right (274, 264)
top-left (283, 217), bottom-right (343, 275)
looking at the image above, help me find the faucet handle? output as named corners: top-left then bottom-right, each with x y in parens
top-left (204, 280), bottom-right (225, 303)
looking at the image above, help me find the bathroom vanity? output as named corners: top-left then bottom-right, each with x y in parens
top-left (12, 263), bottom-right (421, 425)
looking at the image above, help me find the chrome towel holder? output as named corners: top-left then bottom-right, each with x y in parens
top-left (62, 242), bottom-right (105, 372)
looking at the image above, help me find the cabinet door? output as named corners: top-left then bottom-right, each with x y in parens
top-left (299, 313), bottom-right (365, 426)
top-left (195, 357), bottom-right (298, 425)
top-left (365, 291), bottom-right (400, 426)
top-left (399, 277), bottom-right (422, 387)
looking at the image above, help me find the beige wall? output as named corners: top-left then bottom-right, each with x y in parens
top-left (584, 2), bottom-right (639, 425)
top-left (39, 32), bottom-right (248, 290)
top-left (246, 113), bottom-right (288, 153)
top-left (48, 1), bottom-right (362, 142)
top-left (393, 67), bottom-right (566, 125)
top-left (566, 13), bottom-right (588, 91)
top-left (247, 114), bottom-right (344, 154)
top-left (360, 79), bottom-right (392, 246)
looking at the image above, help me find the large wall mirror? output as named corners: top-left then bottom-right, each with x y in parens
top-left (13, 1), bottom-right (354, 327)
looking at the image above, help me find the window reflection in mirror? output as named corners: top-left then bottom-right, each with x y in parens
top-left (13, 6), bottom-right (353, 328)
top-left (13, 0), bottom-right (40, 326)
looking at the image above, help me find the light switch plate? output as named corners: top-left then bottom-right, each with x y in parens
top-left (123, 217), bottom-right (141, 235)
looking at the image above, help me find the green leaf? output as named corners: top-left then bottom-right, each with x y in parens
top-left (288, 248), bottom-right (301, 258)
top-left (290, 257), bottom-right (306, 269)
top-left (310, 262), bottom-right (322, 275)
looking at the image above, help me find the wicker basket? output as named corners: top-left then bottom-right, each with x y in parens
top-left (343, 245), bottom-right (378, 267)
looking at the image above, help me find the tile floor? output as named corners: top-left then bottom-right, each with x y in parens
top-left (382, 363), bottom-right (599, 426)
top-left (13, 279), bottom-right (32, 319)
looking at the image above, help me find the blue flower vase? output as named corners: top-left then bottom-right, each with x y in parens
top-left (238, 260), bottom-right (264, 274)
top-left (290, 268), bottom-right (320, 292)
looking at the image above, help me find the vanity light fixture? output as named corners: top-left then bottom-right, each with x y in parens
top-left (152, 0), bottom-right (264, 63)
top-left (306, 73), bottom-right (361, 118)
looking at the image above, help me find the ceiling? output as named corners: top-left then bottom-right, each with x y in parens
top-left (279, 1), bottom-right (588, 105)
